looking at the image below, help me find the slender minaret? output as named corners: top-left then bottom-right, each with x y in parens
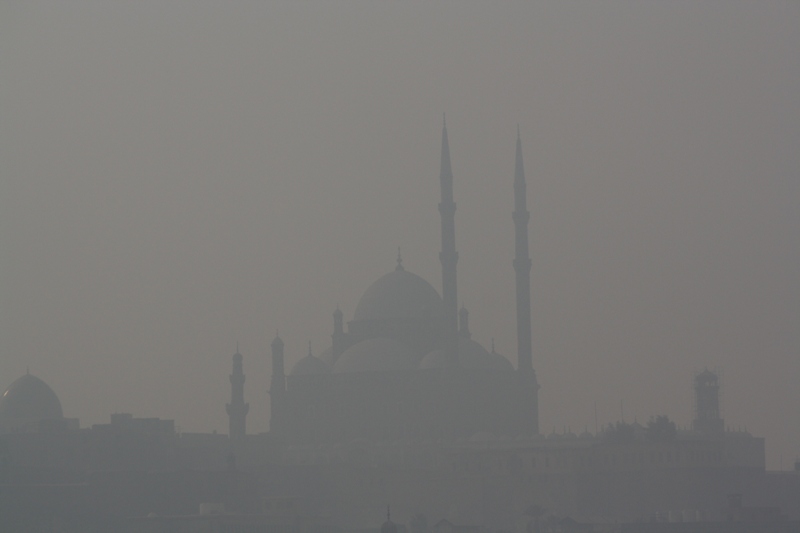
top-left (331, 306), bottom-right (345, 363)
top-left (512, 128), bottom-right (539, 432)
top-left (269, 334), bottom-right (286, 435)
top-left (226, 344), bottom-right (249, 440)
top-left (439, 115), bottom-right (459, 369)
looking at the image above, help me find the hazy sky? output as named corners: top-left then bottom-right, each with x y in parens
top-left (1, 2), bottom-right (798, 469)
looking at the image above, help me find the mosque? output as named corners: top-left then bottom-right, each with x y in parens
top-left (0, 122), bottom-right (785, 529)
top-left (244, 121), bottom-right (541, 445)
top-left (0, 120), bottom-right (540, 446)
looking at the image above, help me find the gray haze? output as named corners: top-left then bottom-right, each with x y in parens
top-left (1, 2), bottom-right (798, 469)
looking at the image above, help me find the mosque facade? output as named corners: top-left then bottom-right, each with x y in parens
top-left (264, 121), bottom-right (540, 445)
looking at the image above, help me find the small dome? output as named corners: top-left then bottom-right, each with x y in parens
top-left (334, 338), bottom-right (416, 374)
top-left (0, 374), bottom-right (63, 422)
top-left (290, 354), bottom-right (331, 376)
top-left (419, 337), bottom-right (494, 370)
top-left (487, 348), bottom-right (515, 372)
top-left (353, 266), bottom-right (442, 322)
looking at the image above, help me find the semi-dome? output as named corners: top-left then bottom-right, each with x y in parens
top-left (334, 338), bottom-right (416, 374)
top-left (318, 346), bottom-right (335, 366)
top-left (419, 337), bottom-right (494, 370)
top-left (353, 262), bottom-right (442, 322)
top-left (0, 374), bottom-right (63, 422)
top-left (290, 353), bottom-right (331, 376)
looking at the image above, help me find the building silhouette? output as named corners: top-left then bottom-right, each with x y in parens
top-left (266, 121), bottom-right (540, 444)
top-left (0, 123), bottom-right (790, 531)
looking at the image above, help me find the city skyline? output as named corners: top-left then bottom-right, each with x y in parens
top-left (1, 2), bottom-right (797, 470)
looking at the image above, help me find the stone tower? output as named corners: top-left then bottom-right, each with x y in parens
top-left (226, 345), bottom-right (249, 440)
top-left (692, 369), bottom-right (724, 434)
top-left (439, 116), bottom-right (459, 369)
top-left (512, 129), bottom-right (539, 433)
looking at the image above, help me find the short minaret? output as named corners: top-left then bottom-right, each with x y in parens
top-left (226, 344), bottom-right (249, 440)
top-left (512, 129), bottom-right (539, 433)
top-left (269, 334), bottom-right (287, 435)
top-left (439, 115), bottom-right (459, 369)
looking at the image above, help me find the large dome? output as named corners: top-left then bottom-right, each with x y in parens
top-left (0, 374), bottom-right (63, 423)
top-left (419, 337), bottom-right (496, 370)
top-left (334, 338), bottom-right (416, 374)
top-left (353, 263), bottom-right (442, 322)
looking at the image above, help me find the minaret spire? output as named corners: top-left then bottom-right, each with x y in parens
top-left (439, 117), bottom-right (459, 369)
top-left (512, 129), bottom-right (539, 433)
top-left (226, 346), bottom-right (249, 440)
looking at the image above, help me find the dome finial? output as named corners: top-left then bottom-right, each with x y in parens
top-left (491, 338), bottom-right (495, 354)
top-left (381, 504), bottom-right (397, 533)
top-left (308, 341), bottom-right (313, 357)
top-left (396, 247), bottom-right (404, 271)
top-left (387, 504), bottom-right (391, 521)
top-left (236, 341), bottom-right (239, 355)
top-left (26, 366), bottom-right (29, 375)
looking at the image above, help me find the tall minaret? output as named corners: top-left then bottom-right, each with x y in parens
top-left (269, 334), bottom-right (287, 435)
top-left (331, 306), bottom-right (345, 363)
top-left (512, 129), bottom-right (539, 433)
top-left (439, 115), bottom-right (459, 369)
top-left (226, 344), bottom-right (249, 440)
